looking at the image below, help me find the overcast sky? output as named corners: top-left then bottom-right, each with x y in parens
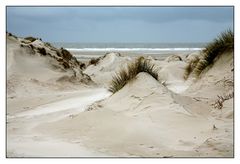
top-left (7, 7), bottom-right (233, 43)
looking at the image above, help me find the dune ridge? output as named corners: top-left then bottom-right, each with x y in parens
top-left (7, 33), bottom-right (233, 157)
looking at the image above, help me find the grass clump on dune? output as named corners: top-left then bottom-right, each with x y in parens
top-left (89, 58), bottom-right (100, 66)
top-left (193, 29), bottom-right (234, 77)
top-left (109, 57), bottom-right (158, 93)
top-left (184, 29), bottom-right (234, 79)
top-left (24, 36), bottom-right (37, 42)
top-left (7, 32), bottom-right (18, 39)
top-left (184, 56), bottom-right (200, 80)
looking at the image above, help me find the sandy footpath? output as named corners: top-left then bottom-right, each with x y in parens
top-left (7, 88), bottom-right (111, 157)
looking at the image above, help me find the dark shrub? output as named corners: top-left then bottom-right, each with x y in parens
top-left (80, 63), bottom-right (86, 69)
top-left (25, 36), bottom-right (37, 42)
top-left (89, 58), bottom-right (100, 66)
top-left (62, 61), bottom-right (70, 69)
top-left (61, 48), bottom-right (72, 61)
top-left (7, 32), bottom-right (18, 39)
top-left (29, 44), bottom-right (34, 49)
top-left (45, 42), bottom-right (52, 47)
top-left (56, 51), bottom-right (61, 57)
top-left (38, 47), bottom-right (47, 56)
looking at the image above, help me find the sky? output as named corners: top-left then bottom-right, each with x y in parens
top-left (6, 7), bottom-right (233, 43)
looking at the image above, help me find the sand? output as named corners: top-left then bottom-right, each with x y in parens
top-left (6, 34), bottom-right (233, 157)
top-left (7, 88), bottom-right (111, 157)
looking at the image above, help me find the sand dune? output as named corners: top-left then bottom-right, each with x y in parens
top-left (6, 33), bottom-right (233, 157)
top-left (7, 88), bottom-right (111, 157)
top-left (10, 88), bottom-right (111, 119)
top-left (7, 34), bottom-right (92, 97)
top-left (84, 52), bottom-right (132, 86)
top-left (35, 73), bottom-right (232, 157)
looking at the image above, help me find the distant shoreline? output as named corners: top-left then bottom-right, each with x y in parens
top-left (69, 49), bottom-right (201, 61)
top-left (52, 42), bottom-right (204, 60)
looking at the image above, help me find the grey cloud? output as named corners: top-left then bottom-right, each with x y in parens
top-left (7, 7), bottom-right (233, 23)
top-left (6, 7), bottom-right (233, 43)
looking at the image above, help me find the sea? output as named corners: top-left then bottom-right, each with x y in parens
top-left (52, 42), bottom-right (206, 60)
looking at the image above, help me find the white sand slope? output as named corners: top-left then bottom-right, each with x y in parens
top-left (84, 53), bottom-right (132, 86)
top-left (7, 137), bottom-right (107, 157)
top-left (7, 34), bottom-right (233, 157)
top-left (7, 34), bottom-right (91, 97)
top-left (7, 88), bottom-right (111, 157)
top-left (10, 88), bottom-right (111, 119)
top-left (157, 60), bottom-right (189, 93)
top-left (34, 73), bottom-right (233, 157)
top-left (7, 34), bottom-right (111, 157)
top-left (185, 52), bottom-right (233, 97)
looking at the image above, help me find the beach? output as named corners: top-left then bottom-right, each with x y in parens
top-left (53, 42), bottom-right (204, 61)
top-left (6, 33), bottom-right (233, 157)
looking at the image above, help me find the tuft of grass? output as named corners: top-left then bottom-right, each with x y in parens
top-left (166, 55), bottom-right (182, 62)
top-left (80, 63), bottom-right (86, 69)
top-left (7, 32), bottom-right (18, 39)
top-left (212, 92), bottom-right (234, 109)
top-left (192, 29), bottom-right (234, 77)
top-left (37, 47), bottom-right (47, 56)
top-left (109, 57), bottom-right (158, 93)
top-left (61, 48), bottom-right (73, 61)
top-left (24, 36), bottom-right (37, 42)
top-left (45, 42), bottom-right (52, 47)
top-left (184, 56), bottom-right (200, 80)
top-left (89, 58), bottom-right (100, 66)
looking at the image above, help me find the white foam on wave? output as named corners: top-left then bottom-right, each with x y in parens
top-left (67, 47), bottom-right (203, 52)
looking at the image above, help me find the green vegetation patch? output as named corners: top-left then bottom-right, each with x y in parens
top-left (109, 57), bottom-right (158, 93)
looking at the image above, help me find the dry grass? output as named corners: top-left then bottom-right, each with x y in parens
top-left (192, 29), bottom-right (234, 77)
top-left (109, 57), bottom-right (158, 93)
top-left (24, 36), bottom-right (37, 42)
top-left (37, 47), bottom-right (47, 56)
top-left (89, 58), bottom-right (101, 66)
top-left (61, 48), bottom-right (73, 61)
top-left (45, 42), bottom-right (52, 47)
top-left (7, 32), bottom-right (18, 39)
top-left (212, 92), bottom-right (234, 109)
top-left (184, 56), bottom-right (200, 80)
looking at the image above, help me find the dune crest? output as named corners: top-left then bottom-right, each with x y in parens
top-left (7, 33), bottom-right (93, 97)
top-left (7, 33), bottom-right (233, 157)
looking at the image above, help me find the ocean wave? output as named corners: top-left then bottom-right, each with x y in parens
top-left (66, 47), bottom-right (203, 52)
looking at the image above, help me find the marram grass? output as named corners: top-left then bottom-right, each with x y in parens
top-left (185, 29), bottom-right (234, 79)
top-left (109, 57), bottom-right (158, 93)
top-left (183, 56), bottom-right (200, 80)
